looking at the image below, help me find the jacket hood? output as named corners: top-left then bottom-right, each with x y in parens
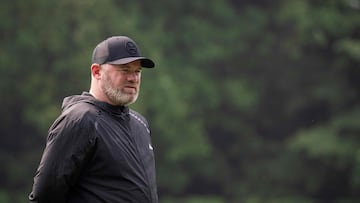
top-left (62, 92), bottom-right (129, 119)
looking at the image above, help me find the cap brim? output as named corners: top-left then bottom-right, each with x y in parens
top-left (107, 57), bottom-right (155, 68)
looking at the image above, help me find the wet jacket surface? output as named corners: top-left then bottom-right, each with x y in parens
top-left (29, 92), bottom-right (158, 203)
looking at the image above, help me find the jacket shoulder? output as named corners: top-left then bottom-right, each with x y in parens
top-left (49, 101), bottom-right (99, 133)
top-left (129, 109), bottom-right (150, 134)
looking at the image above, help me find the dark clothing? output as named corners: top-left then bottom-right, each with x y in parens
top-left (29, 92), bottom-right (158, 203)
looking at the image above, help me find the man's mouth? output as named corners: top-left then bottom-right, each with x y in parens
top-left (123, 86), bottom-right (137, 93)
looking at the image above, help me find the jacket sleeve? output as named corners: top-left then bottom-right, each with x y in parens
top-left (29, 113), bottom-right (97, 203)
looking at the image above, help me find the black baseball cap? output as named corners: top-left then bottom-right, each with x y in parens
top-left (92, 36), bottom-right (155, 68)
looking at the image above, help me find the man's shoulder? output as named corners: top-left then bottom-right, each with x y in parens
top-left (53, 101), bottom-right (100, 129)
top-left (48, 101), bottom-right (98, 141)
top-left (62, 101), bottom-right (98, 118)
top-left (129, 109), bottom-right (150, 133)
top-left (129, 109), bottom-right (147, 122)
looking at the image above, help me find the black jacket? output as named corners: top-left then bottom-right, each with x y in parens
top-left (29, 92), bottom-right (158, 203)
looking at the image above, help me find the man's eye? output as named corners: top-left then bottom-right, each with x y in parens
top-left (119, 68), bottom-right (141, 73)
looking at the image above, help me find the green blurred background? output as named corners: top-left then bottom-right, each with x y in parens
top-left (0, 0), bottom-right (359, 202)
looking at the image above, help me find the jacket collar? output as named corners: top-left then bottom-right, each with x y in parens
top-left (82, 92), bottom-right (130, 120)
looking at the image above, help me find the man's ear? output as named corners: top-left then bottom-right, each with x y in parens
top-left (91, 63), bottom-right (101, 79)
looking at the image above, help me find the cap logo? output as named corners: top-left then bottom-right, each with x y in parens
top-left (125, 41), bottom-right (138, 56)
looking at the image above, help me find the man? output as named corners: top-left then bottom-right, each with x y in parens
top-left (29, 36), bottom-right (158, 203)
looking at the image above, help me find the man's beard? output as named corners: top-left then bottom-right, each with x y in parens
top-left (101, 73), bottom-right (139, 106)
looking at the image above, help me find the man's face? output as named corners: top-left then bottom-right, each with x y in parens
top-left (100, 60), bottom-right (142, 106)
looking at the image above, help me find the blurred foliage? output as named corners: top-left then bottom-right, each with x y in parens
top-left (0, 0), bottom-right (359, 202)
